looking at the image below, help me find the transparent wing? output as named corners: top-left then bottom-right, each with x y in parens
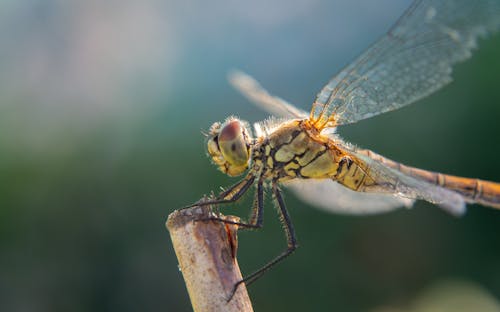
top-left (285, 179), bottom-right (415, 215)
top-left (335, 138), bottom-right (466, 216)
top-left (229, 70), bottom-right (309, 119)
top-left (311, 0), bottom-right (500, 126)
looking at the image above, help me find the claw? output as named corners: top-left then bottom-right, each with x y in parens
top-left (226, 280), bottom-right (245, 303)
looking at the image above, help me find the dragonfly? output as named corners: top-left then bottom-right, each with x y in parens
top-left (187, 0), bottom-right (500, 289)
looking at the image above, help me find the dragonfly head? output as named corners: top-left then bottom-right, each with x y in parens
top-left (206, 117), bottom-right (252, 176)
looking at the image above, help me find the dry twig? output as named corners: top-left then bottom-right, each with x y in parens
top-left (167, 206), bottom-right (254, 312)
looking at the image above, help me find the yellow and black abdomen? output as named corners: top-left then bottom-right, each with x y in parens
top-left (357, 149), bottom-right (500, 209)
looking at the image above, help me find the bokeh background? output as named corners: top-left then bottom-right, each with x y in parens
top-left (1, 1), bottom-right (499, 311)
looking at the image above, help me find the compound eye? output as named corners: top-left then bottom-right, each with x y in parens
top-left (218, 120), bottom-right (249, 166)
top-left (207, 136), bottom-right (220, 157)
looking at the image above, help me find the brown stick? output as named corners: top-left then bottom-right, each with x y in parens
top-left (166, 206), bottom-right (254, 312)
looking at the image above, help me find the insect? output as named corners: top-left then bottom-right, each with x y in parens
top-left (187, 0), bottom-right (500, 288)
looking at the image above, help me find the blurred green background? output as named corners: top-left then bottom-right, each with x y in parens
top-left (0, 1), bottom-right (499, 311)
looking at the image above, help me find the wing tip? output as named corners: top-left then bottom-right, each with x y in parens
top-left (438, 199), bottom-right (467, 217)
top-left (227, 69), bottom-right (252, 88)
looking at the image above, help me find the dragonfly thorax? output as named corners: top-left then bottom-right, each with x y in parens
top-left (207, 117), bottom-right (252, 177)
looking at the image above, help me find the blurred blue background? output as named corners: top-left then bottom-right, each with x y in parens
top-left (0, 1), bottom-right (499, 311)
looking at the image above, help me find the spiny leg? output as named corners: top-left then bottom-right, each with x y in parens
top-left (247, 178), bottom-right (265, 229)
top-left (245, 182), bottom-right (297, 283)
top-left (218, 175), bottom-right (256, 202)
top-left (228, 182), bottom-right (298, 301)
top-left (180, 174), bottom-right (256, 210)
top-left (204, 178), bottom-right (265, 230)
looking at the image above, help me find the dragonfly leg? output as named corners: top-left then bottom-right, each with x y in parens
top-left (245, 177), bottom-right (265, 229)
top-left (180, 174), bottom-right (256, 210)
top-left (227, 182), bottom-right (297, 301)
top-left (201, 178), bottom-right (264, 230)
